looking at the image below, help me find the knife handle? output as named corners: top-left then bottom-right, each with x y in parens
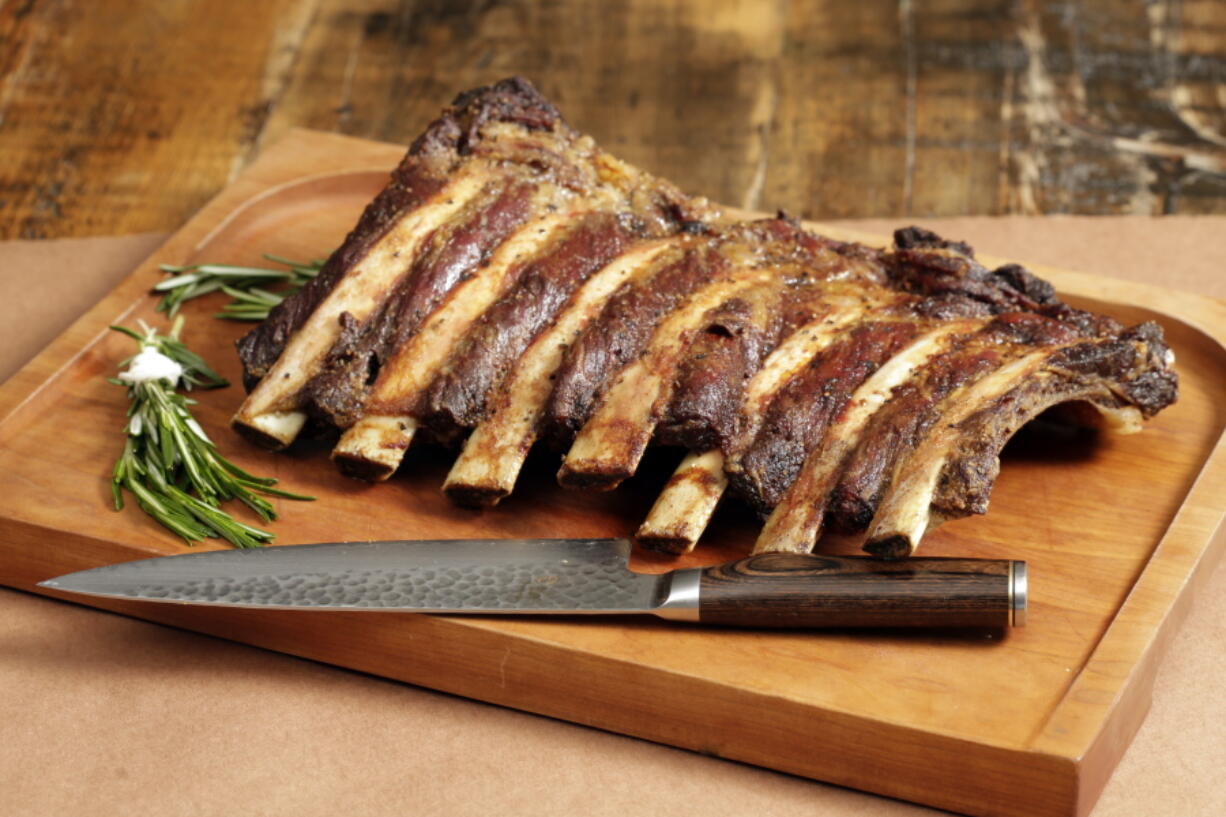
top-left (664, 553), bottom-right (1026, 629)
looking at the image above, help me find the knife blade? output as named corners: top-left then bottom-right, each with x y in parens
top-left (38, 539), bottom-right (1026, 628)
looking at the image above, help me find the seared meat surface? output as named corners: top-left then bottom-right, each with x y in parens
top-left (233, 77), bottom-right (1178, 557)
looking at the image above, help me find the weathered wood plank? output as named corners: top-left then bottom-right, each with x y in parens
top-left (1, 0), bottom-right (1224, 238)
top-left (0, 0), bottom-right (309, 238)
top-left (769, 0), bottom-right (912, 218)
top-left (1002, 0), bottom-right (1226, 214)
top-left (258, 0), bottom-right (786, 211)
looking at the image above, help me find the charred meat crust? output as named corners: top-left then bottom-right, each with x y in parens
top-left (655, 294), bottom-right (782, 451)
top-left (235, 168), bottom-right (446, 392)
top-left (729, 321), bottom-right (922, 513)
top-left (890, 226), bottom-right (1123, 336)
top-left (890, 229), bottom-right (1056, 312)
top-left (420, 213), bottom-right (642, 438)
top-left (235, 77), bottom-right (567, 391)
top-left (301, 180), bottom-right (539, 428)
top-left (932, 325), bottom-right (1177, 520)
top-left (447, 76), bottom-right (565, 153)
top-left (1105, 322), bottom-right (1179, 417)
top-left (824, 312), bottom-right (1089, 533)
top-left (542, 244), bottom-right (728, 446)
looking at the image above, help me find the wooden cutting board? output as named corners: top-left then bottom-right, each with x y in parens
top-left (1, 129), bottom-right (1223, 817)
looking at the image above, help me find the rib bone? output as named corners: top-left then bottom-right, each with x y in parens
top-left (752, 319), bottom-right (985, 554)
top-left (861, 350), bottom-right (1054, 557)
top-left (636, 450), bottom-right (728, 553)
top-left (332, 211), bottom-right (575, 480)
top-left (442, 241), bottom-right (676, 505)
top-left (558, 270), bottom-right (777, 489)
top-left (865, 326), bottom-right (1174, 557)
top-left (232, 170), bottom-right (488, 449)
top-left (636, 298), bottom-right (884, 551)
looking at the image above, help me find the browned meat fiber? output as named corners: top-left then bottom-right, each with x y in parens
top-left (231, 76), bottom-right (1177, 558)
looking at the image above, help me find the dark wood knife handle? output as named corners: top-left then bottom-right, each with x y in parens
top-left (698, 553), bottom-right (1024, 629)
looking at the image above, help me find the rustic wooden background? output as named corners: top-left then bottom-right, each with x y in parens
top-left (2, 0), bottom-right (1225, 239)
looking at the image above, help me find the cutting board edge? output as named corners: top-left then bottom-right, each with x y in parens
top-left (5, 515), bottom-right (1083, 817)
top-left (1035, 431), bottom-right (1226, 814)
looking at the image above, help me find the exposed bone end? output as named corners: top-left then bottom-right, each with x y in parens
top-left (556, 460), bottom-right (629, 491)
top-left (634, 534), bottom-right (693, 555)
top-left (557, 395), bottom-right (653, 488)
top-left (857, 420), bottom-right (959, 559)
top-left (1098, 404), bottom-right (1143, 434)
top-left (442, 457), bottom-right (515, 507)
top-left (557, 435), bottom-right (639, 490)
top-left (1052, 401), bottom-right (1143, 435)
top-left (556, 433), bottom-right (643, 490)
top-left (752, 451), bottom-right (839, 554)
top-left (862, 534), bottom-right (916, 560)
top-left (332, 415), bottom-right (417, 482)
top-left (231, 411), bottom-right (308, 451)
top-left (636, 450), bottom-right (727, 554)
top-left (443, 482), bottom-right (510, 509)
top-left (862, 482), bottom-right (933, 558)
top-left (443, 425), bottom-right (527, 507)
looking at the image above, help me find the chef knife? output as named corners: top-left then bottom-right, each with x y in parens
top-left (38, 538), bottom-right (1026, 628)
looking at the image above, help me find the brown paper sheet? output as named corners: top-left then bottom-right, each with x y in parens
top-left (0, 233), bottom-right (167, 384)
top-left (1, 219), bottom-right (1223, 816)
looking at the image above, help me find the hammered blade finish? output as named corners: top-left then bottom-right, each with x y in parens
top-left (40, 539), bottom-right (662, 613)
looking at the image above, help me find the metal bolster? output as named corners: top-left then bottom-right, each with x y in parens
top-left (1011, 561), bottom-right (1028, 627)
top-left (653, 567), bottom-right (703, 622)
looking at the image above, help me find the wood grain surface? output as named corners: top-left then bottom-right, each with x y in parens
top-left (696, 553), bottom-right (1016, 628)
top-left (3, 0), bottom-right (1226, 239)
top-left (0, 130), bottom-right (1223, 817)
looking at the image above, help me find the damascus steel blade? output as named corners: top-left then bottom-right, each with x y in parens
top-left (39, 539), bottom-right (665, 614)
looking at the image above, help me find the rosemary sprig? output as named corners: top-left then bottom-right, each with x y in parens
top-left (154, 253), bottom-right (326, 321)
top-left (109, 317), bottom-right (313, 548)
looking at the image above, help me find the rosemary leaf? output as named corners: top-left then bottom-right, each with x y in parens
top-left (154, 253), bottom-right (326, 320)
top-left (153, 273), bottom-right (203, 291)
top-left (109, 320), bottom-right (313, 547)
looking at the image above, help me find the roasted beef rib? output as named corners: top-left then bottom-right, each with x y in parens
top-left (232, 77), bottom-right (1177, 558)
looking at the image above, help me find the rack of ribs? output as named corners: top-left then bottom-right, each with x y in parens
top-left (232, 77), bottom-right (1178, 559)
